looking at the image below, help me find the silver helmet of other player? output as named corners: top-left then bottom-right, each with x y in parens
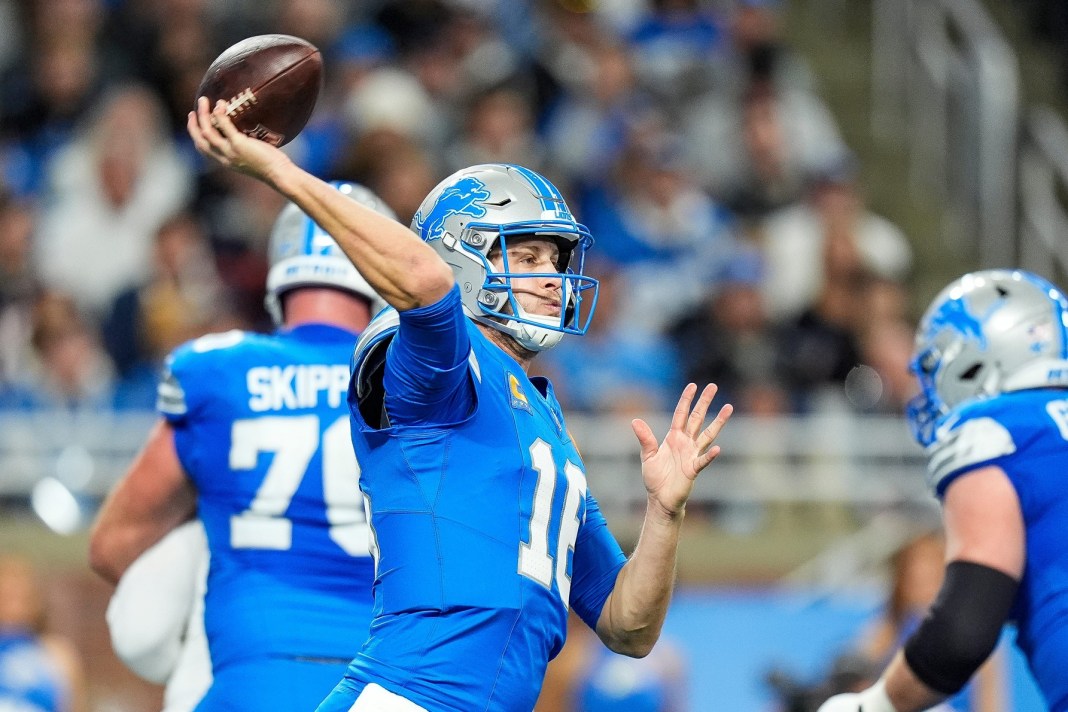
top-left (907, 269), bottom-right (1068, 446)
top-left (264, 181), bottom-right (396, 324)
top-left (411, 163), bottom-right (599, 352)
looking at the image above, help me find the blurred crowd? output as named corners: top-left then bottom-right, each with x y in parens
top-left (0, 0), bottom-right (919, 418)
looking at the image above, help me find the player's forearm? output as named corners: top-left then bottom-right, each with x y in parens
top-left (90, 518), bottom-right (172, 585)
top-left (597, 499), bottom-right (684, 657)
top-left (267, 164), bottom-right (454, 310)
top-left (90, 512), bottom-right (191, 584)
top-left (882, 651), bottom-right (948, 712)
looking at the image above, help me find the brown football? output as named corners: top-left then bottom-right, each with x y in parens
top-left (195, 34), bottom-right (322, 147)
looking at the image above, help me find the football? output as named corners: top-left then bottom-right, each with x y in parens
top-left (195, 34), bottom-right (322, 147)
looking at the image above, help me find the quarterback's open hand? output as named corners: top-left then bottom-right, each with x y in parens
top-left (186, 97), bottom-right (293, 184)
top-left (632, 383), bottom-right (732, 519)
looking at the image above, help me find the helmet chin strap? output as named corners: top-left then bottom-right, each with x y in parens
top-left (511, 314), bottom-right (564, 351)
top-left (472, 279), bottom-right (569, 352)
top-left (475, 310), bottom-right (564, 352)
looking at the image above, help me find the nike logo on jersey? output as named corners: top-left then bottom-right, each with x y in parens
top-left (247, 364), bottom-right (349, 411)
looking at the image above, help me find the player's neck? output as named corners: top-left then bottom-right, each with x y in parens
top-left (282, 288), bottom-right (371, 333)
top-left (477, 323), bottom-right (536, 372)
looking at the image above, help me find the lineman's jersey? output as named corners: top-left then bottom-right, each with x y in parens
top-left (159, 325), bottom-right (375, 685)
top-left (926, 388), bottom-right (1068, 711)
top-left (342, 287), bottom-right (627, 712)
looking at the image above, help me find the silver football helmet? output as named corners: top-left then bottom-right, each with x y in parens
top-left (907, 269), bottom-right (1068, 445)
top-left (264, 181), bottom-right (396, 325)
top-left (411, 163), bottom-right (598, 352)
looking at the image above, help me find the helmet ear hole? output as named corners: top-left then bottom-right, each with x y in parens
top-left (959, 363), bottom-right (983, 381)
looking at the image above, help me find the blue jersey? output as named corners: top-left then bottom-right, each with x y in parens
top-left (341, 288), bottom-right (626, 712)
top-left (926, 388), bottom-right (1068, 711)
top-left (159, 325), bottom-right (375, 684)
top-left (0, 631), bottom-right (67, 712)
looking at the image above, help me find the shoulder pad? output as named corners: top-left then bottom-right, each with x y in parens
top-left (156, 360), bottom-right (188, 417)
top-left (926, 416), bottom-right (1016, 493)
top-left (188, 329), bottom-right (246, 353)
top-left (157, 330), bottom-right (248, 418)
top-left (353, 309), bottom-right (400, 400)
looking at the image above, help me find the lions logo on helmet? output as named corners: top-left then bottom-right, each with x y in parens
top-left (411, 163), bottom-right (599, 352)
top-left (265, 181), bottom-right (396, 325)
top-left (413, 177), bottom-right (491, 241)
top-left (907, 269), bottom-right (1068, 446)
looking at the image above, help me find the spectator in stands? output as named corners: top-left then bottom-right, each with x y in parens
top-left (772, 241), bottom-right (869, 413)
top-left (0, 32), bottom-right (102, 197)
top-left (340, 66), bottom-right (445, 167)
top-left (669, 250), bottom-right (788, 416)
top-left (349, 139), bottom-right (439, 227)
top-left (444, 84), bottom-right (547, 175)
top-left (283, 23), bottom-right (397, 179)
top-left (102, 0), bottom-right (221, 136)
top-left (0, 291), bottom-right (115, 410)
top-left (758, 153), bottom-right (912, 325)
top-left (33, 84), bottom-right (194, 317)
top-left (191, 167), bottom-right (285, 330)
top-left (0, 188), bottom-right (38, 387)
top-left (103, 210), bottom-right (234, 409)
top-left (682, 33), bottom-right (846, 216)
top-left (540, 267), bottom-right (682, 416)
top-left (578, 129), bottom-right (742, 335)
top-left (541, 39), bottom-right (655, 190)
top-left (847, 277), bottom-right (919, 414)
top-left (0, 554), bottom-right (88, 712)
top-left (625, 0), bottom-right (728, 103)
top-left (0, 0), bottom-right (22, 73)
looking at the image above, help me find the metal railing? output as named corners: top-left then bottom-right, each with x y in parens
top-left (0, 409), bottom-right (932, 507)
top-left (1019, 105), bottom-right (1068, 282)
top-left (872, 0), bottom-right (1018, 268)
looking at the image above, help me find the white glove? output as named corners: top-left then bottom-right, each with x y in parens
top-left (817, 681), bottom-right (897, 712)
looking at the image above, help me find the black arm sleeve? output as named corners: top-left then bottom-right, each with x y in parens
top-left (902, 560), bottom-right (1018, 695)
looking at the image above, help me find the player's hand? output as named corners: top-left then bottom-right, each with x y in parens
top-left (186, 97), bottom-right (294, 185)
top-left (817, 687), bottom-right (898, 712)
top-left (631, 383), bottom-right (732, 519)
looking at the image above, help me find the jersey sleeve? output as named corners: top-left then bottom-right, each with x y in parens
top-left (926, 413), bottom-right (1017, 497)
top-left (157, 349), bottom-right (194, 425)
top-left (569, 492), bottom-right (626, 630)
top-left (383, 285), bottom-right (476, 427)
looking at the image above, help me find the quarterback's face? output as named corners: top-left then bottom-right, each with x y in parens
top-left (489, 236), bottom-right (563, 319)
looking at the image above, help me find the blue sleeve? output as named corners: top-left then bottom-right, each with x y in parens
top-left (155, 344), bottom-right (206, 481)
top-left (383, 286), bottom-right (476, 427)
top-left (569, 492), bottom-right (626, 630)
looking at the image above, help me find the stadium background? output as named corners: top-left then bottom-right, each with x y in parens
top-left (1, 0), bottom-right (1066, 709)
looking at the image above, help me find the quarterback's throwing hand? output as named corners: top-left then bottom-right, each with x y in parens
top-left (632, 383), bottom-right (732, 518)
top-left (186, 97), bottom-right (293, 184)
